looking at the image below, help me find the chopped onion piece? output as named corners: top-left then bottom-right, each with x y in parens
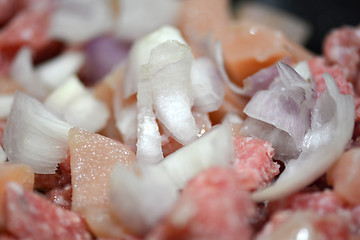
top-left (10, 47), bottom-right (48, 99)
top-left (45, 76), bottom-right (110, 133)
top-left (114, 0), bottom-right (180, 41)
top-left (123, 25), bottom-right (186, 98)
top-left (11, 48), bottom-right (85, 99)
top-left (144, 40), bottom-right (197, 145)
top-left (110, 123), bottom-right (233, 235)
top-left (37, 51), bottom-right (84, 90)
top-left (241, 62), bottom-right (315, 160)
top-left (159, 123), bottom-right (234, 188)
top-left (115, 102), bottom-right (137, 149)
top-left (49, 0), bottom-right (112, 43)
top-left (0, 95), bottom-right (14, 118)
top-left (191, 57), bottom-right (224, 112)
top-left (0, 146), bottom-right (6, 163)
top-left (252, 73), bottom-right (355, 202)
top-left (3, 92), bottom-right (72, 174)
top-left (110, 164), bottom-right (177, 235)
top-left (136, 80), bottom-right (163, 163)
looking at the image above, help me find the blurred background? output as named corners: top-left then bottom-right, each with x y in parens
top-left (232, 0), bottom-right (360, 53)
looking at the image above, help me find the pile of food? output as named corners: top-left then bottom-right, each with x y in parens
top-left (0, 0), bottom-right (359, 239)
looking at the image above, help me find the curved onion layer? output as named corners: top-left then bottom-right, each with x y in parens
top-left (0, 95), bottom-right (14, 119)
top-left (252, 73), bottom-right (355, 202)
top-left (10, 47), bottom-right (48, 99)
top-left (45, 76), bottom-right (110, 133)
top-left (145, 40), bottom-right (197, 145)
top-left (241, 62), bottom-right (315, 160)
top-left (213, 41), bottom-right (278, 97)
top-left (110, 123), bottom-right (234, 235)
top-left (11, 48), bottom-right (84, 99)
top-left (49, 0), bottom-right (112, 43)
top-left (3, 92), bottom-right (72, 174)
top-left (110, 164), bottom-right (177, 235)
top-left (191, 57), bottom-right (224, 112)
top-left (0, 146), bottom-right (6, 163)
top-left (36, 51), bottom-right (85, 90)
top-left (123, 25), bottom-right (186, 98)
top-left (114, 0), bottom-right (180, 42)
top-left (136, 80), bottom-right (163, 164)
top-left (115, 102), bottom-right (137, 150)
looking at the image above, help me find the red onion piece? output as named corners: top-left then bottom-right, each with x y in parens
top-left (241, 62), bottom-right (315, 160)
top-left (252, 73), bottom-right (355, 202)
top-left (82, 35), bottom-right (131, 86)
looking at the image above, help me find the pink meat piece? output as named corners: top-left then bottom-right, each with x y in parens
top-left (323, 26), bottom-right (360, 84)
top-left (46, 184), bottom-right (72, 210)
top-left (0, 8), bottom-right (62, 75)
top-left (148, 167), bottom-right (255, 240)
top-left (269, 190), bottom-right (346, 215)
top-left (4, 182), bottom-right (92, 240)
top-left (0, 0), bottom-right (19, 27)
top-left (263, 190), bottom-right (360, 238)
top-left (255, 210), bottom-right (351, 240)
top-left (308, 57), bottom-right (354, 98)
top-left (232, 136), bottom-right (279, 191)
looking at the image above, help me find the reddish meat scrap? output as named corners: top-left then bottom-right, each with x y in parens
top-left (268, 190), bottom-right (346, 215)
top-left (0, 0), bottom-right (19, 27)
top-left (0, 8), bottom-right (62, 75)
top-left (233, 136), bottom-right (279, 191)
top-left (148, 167), bottom-right (255, 240)
top-left (308, 57), bottom-right (354, 97)
top-left (323, 26), bottom-right (360, 84)
top-left (4, 182), bottom-right (92, 240)
top-left (255, 210), bottom-right (351, 240)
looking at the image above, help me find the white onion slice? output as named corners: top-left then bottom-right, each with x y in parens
top-left (110, 123), bottom-right (233, 235)
top-left (136, 80), bottom-right (163, 163)
top-left (145, 40), bottom-right (197, 145)
top-left (11, 47), bottom-right (85, 99)
top-left (10, 47), bottom-right (49, 99)
top-left (115, 102), bottom-right (137, 149)
top-left (0, 95), bottom-right (14, 119)
top-left (3, 92), bottom-right (72, 174)
top-left (159, 123), bottom-right (234, 188)
top-left (114, 0), bottom-right (180, 41)
top-left (252, 73), bottom-right (355, 202)
top-left (0, 146), bottom-right (6, 163)
top-left (123, 25), bottom-right (186, 98)
top-left (45, 76), bottom-right (110, 133)
top-left (241, 62), bottom-right (315, 160)
top-left (49, 0), bottom-right (112, 43)
top-left (37, 51), bottom-right (84, 90)
top-left (190, 57), bottom-right (224, 112)
top-left (110, 164), bottom-right (177, 235)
